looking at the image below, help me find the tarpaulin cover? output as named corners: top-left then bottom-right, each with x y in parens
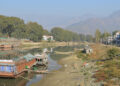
top-left (24, 53), bottom-right (35, 61)
top-left (0, 66), bottom-right (5, 71)
top-left (6, 66), bottom-right (12, 72)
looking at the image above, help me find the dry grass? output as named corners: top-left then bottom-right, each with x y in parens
top-left (89, 43), bottom-right (113, 59)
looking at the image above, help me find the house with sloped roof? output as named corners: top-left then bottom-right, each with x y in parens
top-left (42, 35), bottom-right (53, 41)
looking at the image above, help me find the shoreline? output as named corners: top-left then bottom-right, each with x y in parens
top-left (20, 42), bottom-right (86, 50)
top-left (30, 44), bottom-right (111, 86)
top-left (31, 53), bottom-right (101, 86)
top-left (30, 55), bottom-right (76, 86)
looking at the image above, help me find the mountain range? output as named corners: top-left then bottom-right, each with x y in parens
top-left (66, 10), bottom-right (120, 35)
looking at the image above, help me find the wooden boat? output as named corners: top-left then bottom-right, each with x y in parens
top-left (35, 53), bottom-right (48, 66)
top-left (0, 44), bottom-right (13, 48)
top-left (31, 70), bottom-right (48, 74)
top-left (0, 54), bottom-right (36, 78)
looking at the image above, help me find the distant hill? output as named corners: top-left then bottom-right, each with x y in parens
top-left (66, 10), bottom-right (120, 35)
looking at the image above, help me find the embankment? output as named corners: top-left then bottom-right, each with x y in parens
top-left (31, 54), bottom-right (101, 86)
top-left (20, 42), bottom-right (84, 50)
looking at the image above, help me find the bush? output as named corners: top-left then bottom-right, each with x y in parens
top-left (76, 50), bottom-right (84, 58)
top-left (76, 50), bottom-right (88, 60)
top-left (107, 48), bottom-right (120, 58)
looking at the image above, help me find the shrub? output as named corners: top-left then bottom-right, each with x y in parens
top-left (76, 50), bottom-right (88, 60)
top-left (107, 48), bottom-right (120, 59)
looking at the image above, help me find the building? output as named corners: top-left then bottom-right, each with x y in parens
top-left (113, 31), bottom-right (120, 45)
top-left (42, 35), bottom-right (53, 41)
top-left (105, 36), bottom-right (114, 44)
top-left (114, 32), bottom-right (120, 39)
top-left (104, 31), bottom-right (120, 45)
top-left (83, 45), bottom-right (93, 54)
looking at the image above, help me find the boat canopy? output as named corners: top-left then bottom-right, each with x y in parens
top-left (23, 53), bottom-right (35, 61)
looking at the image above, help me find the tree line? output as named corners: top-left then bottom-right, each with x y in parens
top-left (0, 15), bottom-right (94, 42)
top-left (51, 27), bottom-right (94, 42)
top-left (94, 29), bottom-right (119, 43)
top-left (0, 15), bottom-right (49, 42)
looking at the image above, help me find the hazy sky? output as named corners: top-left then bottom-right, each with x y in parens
top-left (0, 0), bottom-right (120, 29)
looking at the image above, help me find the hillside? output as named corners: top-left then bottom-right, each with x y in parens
top-left (66, 10), bottom-right (120, 34)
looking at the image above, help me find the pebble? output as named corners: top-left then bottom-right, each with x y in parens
top-left (64, 64), bottom-right (68, 67)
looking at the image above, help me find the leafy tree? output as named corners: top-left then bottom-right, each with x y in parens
top-left (95, 29), bottom-right (101, 43)
top-left (0, 15), bottom-right (47, 42)
top-left (51, 27), bottom-right (93, 42)
top-left (101, 32), bottom-right (111, 40)
top-left (0, 15), bottom-right (95, 42)
top-left (43, 29), bottom-right (50, 35)
top-left (112, 30), bottom-right (119, 35)
top-left (86, 35), bottom-right (94, 42)
top-left (26, 22), bottom-right (44, 42)
top-left (11, 24), bottom-right (27, 39)
top-left (79, 34), bottom-right (86, 41)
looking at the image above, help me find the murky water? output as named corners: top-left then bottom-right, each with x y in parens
top-left (0, 45), bottom-right (84, 86)
top-left (26, 54), bottom-right (61, 86)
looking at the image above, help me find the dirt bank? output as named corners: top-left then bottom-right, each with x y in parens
top-left (31, 54), bottom-right (102, 86)
top-left (21, 42), bottom-right (84, 50)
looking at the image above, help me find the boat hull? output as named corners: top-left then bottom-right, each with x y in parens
top-left (0, 59), bottom-right (36, 78)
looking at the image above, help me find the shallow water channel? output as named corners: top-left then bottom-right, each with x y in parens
top-left (0, 45), bottom-right (84, 86)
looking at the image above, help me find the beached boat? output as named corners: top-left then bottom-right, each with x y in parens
top-left (0, 53), bottom-right (36, 78)
top-left (35, 53), bottom-right (48, 66)
top-left (0, 44), bottom-right (13, 48)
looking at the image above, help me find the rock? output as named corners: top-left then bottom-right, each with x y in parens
top-left (76, 83), bottom-right (80, 86)
top-left (64, 64), bottom-right (68, 67)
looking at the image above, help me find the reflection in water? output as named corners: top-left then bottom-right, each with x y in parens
top-left (53, 45), bottom-right (85, 52)
top-left (26, 54), bottom-right (61, 86)
top-left (26, 74), bottom-right (43, 86)
top-left (0, 48), bottom-right (44, 86)
top-left (50, 45), bottom-right (85, 60)
top-left (0, 45), bottom-right (83, 86)
top-left (0, 73), bottom-right (34, 86)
